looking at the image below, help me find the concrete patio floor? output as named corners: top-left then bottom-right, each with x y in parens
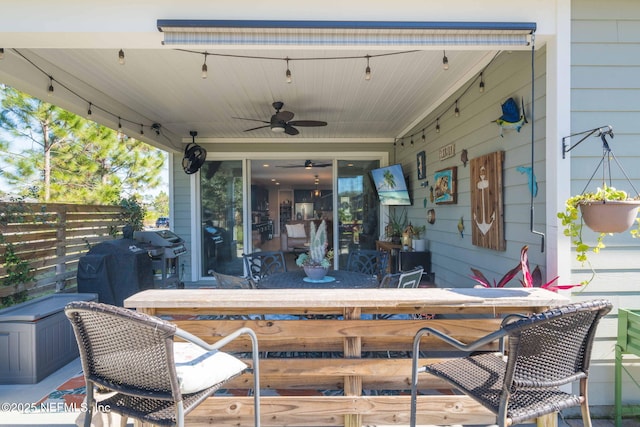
top-left (0, 357), bottom-right (634, 427)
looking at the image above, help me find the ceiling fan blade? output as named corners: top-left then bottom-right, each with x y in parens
top-left (284, 125), bottom-right (299, 136)
top-left (276, 164), bottom-right (304, 168)
top-left (313, 163), bottom-right (332, 167)
top-left (275, 110), bottom-right (294, 122)
top-left (288, 120), bottom-right (327, 127)
top-left (243, 125), bottom-right (270, 132)
top-left (232, 116), bottom-right (270, 124)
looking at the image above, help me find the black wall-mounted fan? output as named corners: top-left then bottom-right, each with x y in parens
top-left (234, 101), bottom-right (327, 136)
top-left (182, 131), bottom-right (207, 175)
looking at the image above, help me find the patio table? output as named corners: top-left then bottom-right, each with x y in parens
top-left (256, 269), bottom-right (378, 289)
top-left (124, 287), bottom-right (568, 427)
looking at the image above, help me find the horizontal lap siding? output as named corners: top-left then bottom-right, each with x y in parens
top-left (571, 0), bottom-right (640, 408)
top-left (395, 47), bottom-right (548, 289)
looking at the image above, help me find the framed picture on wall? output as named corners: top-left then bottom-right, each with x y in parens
top-left (417, 151), bottom-right (426, 180)
top-left (433, 166), bottom-right (457, 204)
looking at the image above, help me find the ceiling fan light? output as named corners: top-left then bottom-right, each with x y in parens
top-left (271, 125), bottom-right (285, 133)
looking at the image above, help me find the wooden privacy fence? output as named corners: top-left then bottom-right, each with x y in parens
top-left (0, 202), bottom-right (126, 299)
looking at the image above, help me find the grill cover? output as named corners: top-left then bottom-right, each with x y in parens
top-left (77, 239), bottom-right (154, 306)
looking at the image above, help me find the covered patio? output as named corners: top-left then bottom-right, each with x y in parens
top-left (2, 0), bottom-right (640, 424)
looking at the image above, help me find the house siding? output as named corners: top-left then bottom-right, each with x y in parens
top-left (569, 0), bottom-right (640, 411)
top-left (395, 47), bottom-right (548, 290)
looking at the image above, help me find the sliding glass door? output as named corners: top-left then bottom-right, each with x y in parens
top-left (197, 157), bottom-right (382, 276)
top-left (200, 160), bottom-right (244, 276)
top-left (336, 159), bottom-right (380, 269)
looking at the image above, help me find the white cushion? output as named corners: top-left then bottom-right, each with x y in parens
top-left (173, 342), bottom-right (248, 394)
top-left (286, 223), bottom-right (307, 238)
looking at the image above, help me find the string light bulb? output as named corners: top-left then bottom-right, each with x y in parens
top-left (410, 137), bottom-right (414, 146)
top-left (118, 49), bottom-right (125, 65)
top-left (87, 102), bottom-right (92, 116)
top-left (48, 77), bottom-right (54, 96)
top-left (422, 130), bottom-right (426, 142)
top-left (285, 58), bottom-right (292, 83)
top-left (364, 55), bottom-right (371, 81)
top-left (0, 48), bottom-right (4, 60)
top-left (442, 50), bottom-right (449, 70)
top-left (201, 54), bottom-right (208, 79)
top-left (140, 124), bottom-right (144, 135)
top-left (436, 118), bottom-right (440, 133)
top-left (455, 100), bottom-right (460, 117)
top-left (479, 72), bottom-right (485, 93)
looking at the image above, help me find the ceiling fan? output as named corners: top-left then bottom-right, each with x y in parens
top-left (277, 160), bottom-right (332, 169)
top-left (234, 101), bottom-right (327, 136)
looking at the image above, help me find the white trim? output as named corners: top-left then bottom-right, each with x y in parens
top-left (546, 0), bottom-right (572, 287)
top-left (190, 172), bottom-right (201, 283)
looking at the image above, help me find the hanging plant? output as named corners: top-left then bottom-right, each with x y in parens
top-left (558, 126), bottom-right (640, 272)
top-left (558, 185), bottom-right (640, 264)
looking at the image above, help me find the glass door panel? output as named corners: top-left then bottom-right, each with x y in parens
top-left (200, 160), bottom-right (244, 276)
top-left (336, 159), bottom-right (380, 269)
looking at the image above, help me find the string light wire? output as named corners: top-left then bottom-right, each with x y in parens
top-left (11, 48), bottom-right (152, 138)
top-left (400, 51), bottom-right (500, 143)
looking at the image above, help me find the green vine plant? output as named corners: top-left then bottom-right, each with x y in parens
top-left (557, 185), bottom-right (640, 284)
top-left (1, 244), bottom-right (35, 308)
top-left (0, 195), bottom-right (38, 308)
top-left (557, 185), bottom-right (640, 262)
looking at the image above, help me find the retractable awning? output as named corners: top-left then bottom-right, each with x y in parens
top-left (157, 20), bottom-right (536, 48)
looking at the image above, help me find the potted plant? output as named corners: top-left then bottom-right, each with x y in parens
top-left (557, 184), bottom-right (640, 264)
top-left (411, 225), bottom-right (427, 251)
top-left (385, 209), bottom-right (407, 244)
top-left (296, 220), bottom-right (333, 281)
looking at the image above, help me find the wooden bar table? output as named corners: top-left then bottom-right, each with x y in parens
top-left (125, 287), bottom-right (568, 427)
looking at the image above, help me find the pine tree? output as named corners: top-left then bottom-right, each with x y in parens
top-left (0, 85), bottom-right (165, 204)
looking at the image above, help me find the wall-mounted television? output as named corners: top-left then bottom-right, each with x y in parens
top-left (370, 164), bottom-right (412, 206)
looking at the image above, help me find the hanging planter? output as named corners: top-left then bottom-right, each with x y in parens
top-left (558, 126), bottom-right (640, 270)
top-left (559, 185), bottom-right (640, 266)
top-left (579, 199), bottom-right (640, 233)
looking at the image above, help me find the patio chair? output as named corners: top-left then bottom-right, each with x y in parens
top-left (65, 301), bottom-right (261, 427)
top-left (346, 249), bottom-right (389, 278)
top-left (410, 299), bottom-right (612, 427)
top-left (377, 267), bottom-right (424, 324)
top-left (379, 266), bottom-right (424, 288)
top-left (211, 270), bottom-right (256, 289)
top-left (243, 250), bottom-right (287, 282)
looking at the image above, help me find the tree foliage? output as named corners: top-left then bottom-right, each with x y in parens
top-left (0, 85), bottom-right (165, 204)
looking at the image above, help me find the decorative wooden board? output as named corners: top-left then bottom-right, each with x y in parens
top-left (470, 151), bottom-right (505, 251)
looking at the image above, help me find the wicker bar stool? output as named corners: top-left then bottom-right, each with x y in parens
top-left (410, 299), bottom-right (612, 427)
top-left (65, 301), bottom-right (261, 427)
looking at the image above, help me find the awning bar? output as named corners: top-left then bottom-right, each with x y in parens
top-left (157, 20), bottom-right (536, 47)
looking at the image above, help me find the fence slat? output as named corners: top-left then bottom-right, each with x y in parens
top-left (1, 202), bottom-right (126, 301)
